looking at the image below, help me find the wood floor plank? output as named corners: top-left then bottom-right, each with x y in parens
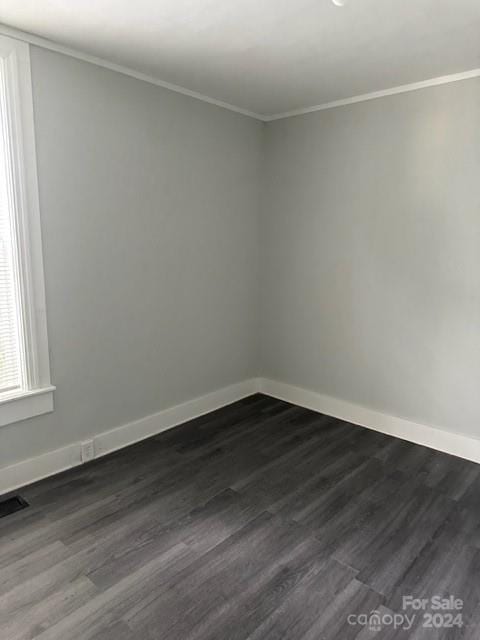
top-left (0, 576), bottom-right (98, 640)
top-left (30, 543), bottom-right (194, 640)
top-left (245, 557), bottom-right (360, 640)
top-left (125, 513), bottom-right (313, 638)
top-left (183, 537), bottom-right (329, 640)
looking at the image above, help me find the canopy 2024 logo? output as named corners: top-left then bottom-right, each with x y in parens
top-left (347, 595), bottom-right (463, 633)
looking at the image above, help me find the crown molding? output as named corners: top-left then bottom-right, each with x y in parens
top-left (265, 68), bottom-right (480, 121)
top-left (0, 23), bottom-right (268, 122)
top-left (1, 23), bottom-right (479, 124)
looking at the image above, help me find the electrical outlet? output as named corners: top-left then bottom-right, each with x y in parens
top-left (81, 440), bottom-right (95, 463)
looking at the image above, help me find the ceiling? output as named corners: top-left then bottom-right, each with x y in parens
top-left (1, 0), bottom-right (479, 117)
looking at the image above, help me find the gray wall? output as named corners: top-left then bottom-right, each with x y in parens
top-left (261, 78), bottom-right (480, 438)
top-left (2, 50), bottom-right (478, 471)
top-left (0, 47), bottom-right (263, 468)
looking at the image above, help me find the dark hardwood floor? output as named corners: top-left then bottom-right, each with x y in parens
top-left (1, 394), bottom-right (479, 639)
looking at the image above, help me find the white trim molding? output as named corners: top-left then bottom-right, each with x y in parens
top-left (0, 378), bottom-right (260, 495)
top-left (0, 33), bottom-right (55, 425)
top-left (2, 375), bottom-right (479, 494)
top-left (0, 386), bottom-right (54, 428)
top-left (259, 378), bottom-right (480, 465)
top-left (2, 24), bottom-right (480, 123)
top-left (0, 24), bottom-right (266, 122)
top-left (265, 68), bottom-right (480, 121)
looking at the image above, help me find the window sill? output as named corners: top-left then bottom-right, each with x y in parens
top-left (0, 386), bottom-right (55, 427)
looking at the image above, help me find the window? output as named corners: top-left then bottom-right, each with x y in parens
top-left (0, 34), bottom-right (54, 426)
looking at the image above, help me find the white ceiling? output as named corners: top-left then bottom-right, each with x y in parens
top-left (1, 0), bottom-right (479, 117)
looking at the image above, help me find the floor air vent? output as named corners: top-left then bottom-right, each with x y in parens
top-left (0, 495), bottom-right (29, 518)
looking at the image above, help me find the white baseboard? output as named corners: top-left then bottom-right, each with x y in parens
top-left (0, 378), bottom-right (261, 495)
top-left (259, 378), bottom-right (480, 465)
top-left (94, 378), bottom-right (261, 458)
top-left (3, 375), bottom-right (478, 495)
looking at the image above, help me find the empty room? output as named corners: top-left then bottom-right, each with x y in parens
top-left (0, 1), bottom-right (479, 638)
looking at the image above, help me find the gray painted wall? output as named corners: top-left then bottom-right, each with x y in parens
top-left (260, 78), bottom-right (480, 439)
top-left (2, 49), bottom-right (479, 472)
top-left (0, 47), bottom-right (263, 468)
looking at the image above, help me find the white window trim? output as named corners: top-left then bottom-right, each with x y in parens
top-left (0, 34), bottom-right (54, 427)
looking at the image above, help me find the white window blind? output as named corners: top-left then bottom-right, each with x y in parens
top-left (0, 64), bottom-right (23, 396)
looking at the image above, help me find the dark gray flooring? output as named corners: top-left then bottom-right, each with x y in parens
top-left (1, 394), bottom-right (479, 639)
